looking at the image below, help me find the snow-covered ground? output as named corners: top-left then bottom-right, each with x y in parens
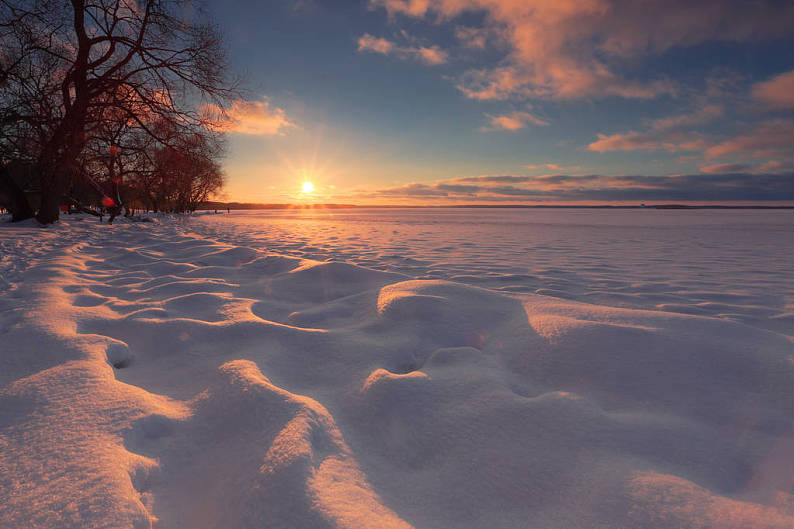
top-left (185, 208), bottom-right (794, 336)
top-left (1, 210), bottom-right (793, 528)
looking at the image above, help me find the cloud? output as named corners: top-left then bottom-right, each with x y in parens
top-left (358, 33), bottom-right (448, 65)
top-left (356, 171), bottom-right (794, 202)
top-left (543, 164), bottom-right (563, 171)
top-left (375, 0), bottom-right (431, 17)
top-left (705, 121), bottom-right (794, 159)
top-left (588, 110), bottom-right (794, 176)
top-left (369, 0), bottom-right (794, 101)
top-left (752, 69), bottom-right (794, 108)
top-left (588, 130), bottom-right (707, 153)
top-left (650, 105), bottom-right (723, 130)
top-left (755, 160), bottom-right (794, 173)
top-left (587, 105), bottom-right (721, 153)
top-left (525, 163), bottom-right (582, 172)
top-left (458, 64), bottom-right (674, 101)
top-left (455, 26), bottom-right (488, 49)
top-left (357, 33), bottom-right (395, 55)
top-left (482, 110), bottom-right (548, 131)
top-left (456, 175), bottom-right (533, 184)
top-left (589, 131), bottom-right (667, 153)
top-left (416, 46), bottom-right (448, 65)
top-left (375, 183), bottom-right (450, 196)
top-left (206, 98), bottom-right (294, 135)
top-left (701, 161), bottom-right (794, 174)
top-left (699, 163), bottom-right (750, 174)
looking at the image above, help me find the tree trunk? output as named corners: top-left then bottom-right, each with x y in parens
top-left (35, 0), bottom-right (91, 225)
top-left (35, 108), bottom-right (89, 224)
top-left (36, 169), bottom-right (68, 224)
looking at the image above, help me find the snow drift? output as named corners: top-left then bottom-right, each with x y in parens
top-left (1, 214), bottom-right (792, 528)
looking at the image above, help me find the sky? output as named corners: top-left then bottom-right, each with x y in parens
top-left (206, 0), bottom-right (794, 204)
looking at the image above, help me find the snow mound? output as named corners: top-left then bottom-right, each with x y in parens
top-left (1, 216), bottom-right (793, 529)
top-left (277, 260), bottom-right (407, 303)
top-left (126, 360), bottom-right (413, 529)
top-left (192, 246), bottom-right (260, 267)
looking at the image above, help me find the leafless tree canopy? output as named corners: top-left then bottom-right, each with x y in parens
top-left (1, 0), bottom-right (236, 222)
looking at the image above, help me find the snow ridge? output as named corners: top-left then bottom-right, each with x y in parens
top-left (1, 216), bottom-right (793, 528)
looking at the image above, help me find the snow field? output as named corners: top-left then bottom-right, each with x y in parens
top-left (1, 214), bottom-right (793, 528)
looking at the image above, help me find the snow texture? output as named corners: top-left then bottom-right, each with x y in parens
top-left (1, 210), bottom-right (793, 529)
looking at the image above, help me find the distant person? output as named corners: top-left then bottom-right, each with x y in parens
top-left (227, 207), bottom-right (230, 214)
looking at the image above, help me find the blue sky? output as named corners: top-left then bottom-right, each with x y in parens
top-left (206, 0), bottom-right (794, 204)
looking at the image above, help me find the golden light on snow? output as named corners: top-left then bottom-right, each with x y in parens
top-left (302, 181), bottom-right (315, 194)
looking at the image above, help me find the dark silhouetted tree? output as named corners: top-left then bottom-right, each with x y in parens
top-left (0, 0), bottom-right (235, 222)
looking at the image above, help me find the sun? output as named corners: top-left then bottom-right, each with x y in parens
top-left (302, 181), bottom-right (314, 194)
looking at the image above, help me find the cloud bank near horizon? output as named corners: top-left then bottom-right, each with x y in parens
top-left (350, 172), bottom-right (794, 203)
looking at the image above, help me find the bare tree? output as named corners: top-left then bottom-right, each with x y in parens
top-left (0, 0), bottom-right (63, 219)
top-left (1, 0), bottom-right (235, 223)
top-left (87, 114), bottom-right (226, 215)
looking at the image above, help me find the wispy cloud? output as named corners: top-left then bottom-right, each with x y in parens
top-left (752, 69), bottom-right (794, 108)
top-left (755, 160), bottom-right (794, 173)
top-left (481, 110), bottom-right (548, 131)
top-left (587, 96), bottom-right (794, 178)
top-left (205, 98), bottom-right (294, 136)
top-left (588, 130), bottom-right (708, 153)
top-left (455, 26), bottom-right (488, 49)
top-left (650, 105), bottom-right (723, 130)
top-left (525, 163), bottom-right (582, 173)
top-left (358, 33), bottom-right (448, 65)
top-left (588, 105), bottom-right (721, 153)
top-left (357, 33), bottom-right (395, 55)
top-left (699, 163), bottom-right (751, 174)
top-left (456, 175), bottom-right (533, 184)
top-left (369, 0), bottom-right (794, 101)
top-left (705, 121), bottom-right (794, 159)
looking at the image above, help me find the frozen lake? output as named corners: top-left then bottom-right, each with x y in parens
top-left (3, 209), bottom-right (793, 528)
top-left (184, 208), bottom-right (794, 336)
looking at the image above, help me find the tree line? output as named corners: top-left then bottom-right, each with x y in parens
top-left (0, 0), bottom-right (235, 223)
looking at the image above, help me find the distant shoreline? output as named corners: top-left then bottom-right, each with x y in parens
top-left (199, 202), bottom-right (794, 211)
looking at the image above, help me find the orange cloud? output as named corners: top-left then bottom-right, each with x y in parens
top-left (590, 116), bottom-right (794, 177)
top-left (587, 105), bottom-right (721, 152)
top-left (699, 163), bottom-right (750, 174)
top-left (482, 110), bottom-right (548, 131)
top-left (650, 105), bottom-right (723, 130)
top-left (370, 0), bottom-right (794, 100)
top-left (588, 131), bottom-right (709, 153)
top-left (357, 33), bottom-right (395, 54)
top-left (589, 131), bottom-right (666, 153)
top-left (752, 69), bottom-right (794, 108)
top-left (535, 163), bottom-right (582, 172)
top-left (358, 33), bottom-right (448, 65)
top-left (755, 160), bottom-right (794, 173)
top-left (416, 45), bottom-right (448, 65)
top-left (705, 121), bottom-right (794, 159)
top-left (455, 26), bottom-right (488, 49)
top-left (207, 98), bottom-right (294, 135)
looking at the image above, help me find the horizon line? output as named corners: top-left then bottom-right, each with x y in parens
top-left (200, 202), bottom-right (794, 210)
